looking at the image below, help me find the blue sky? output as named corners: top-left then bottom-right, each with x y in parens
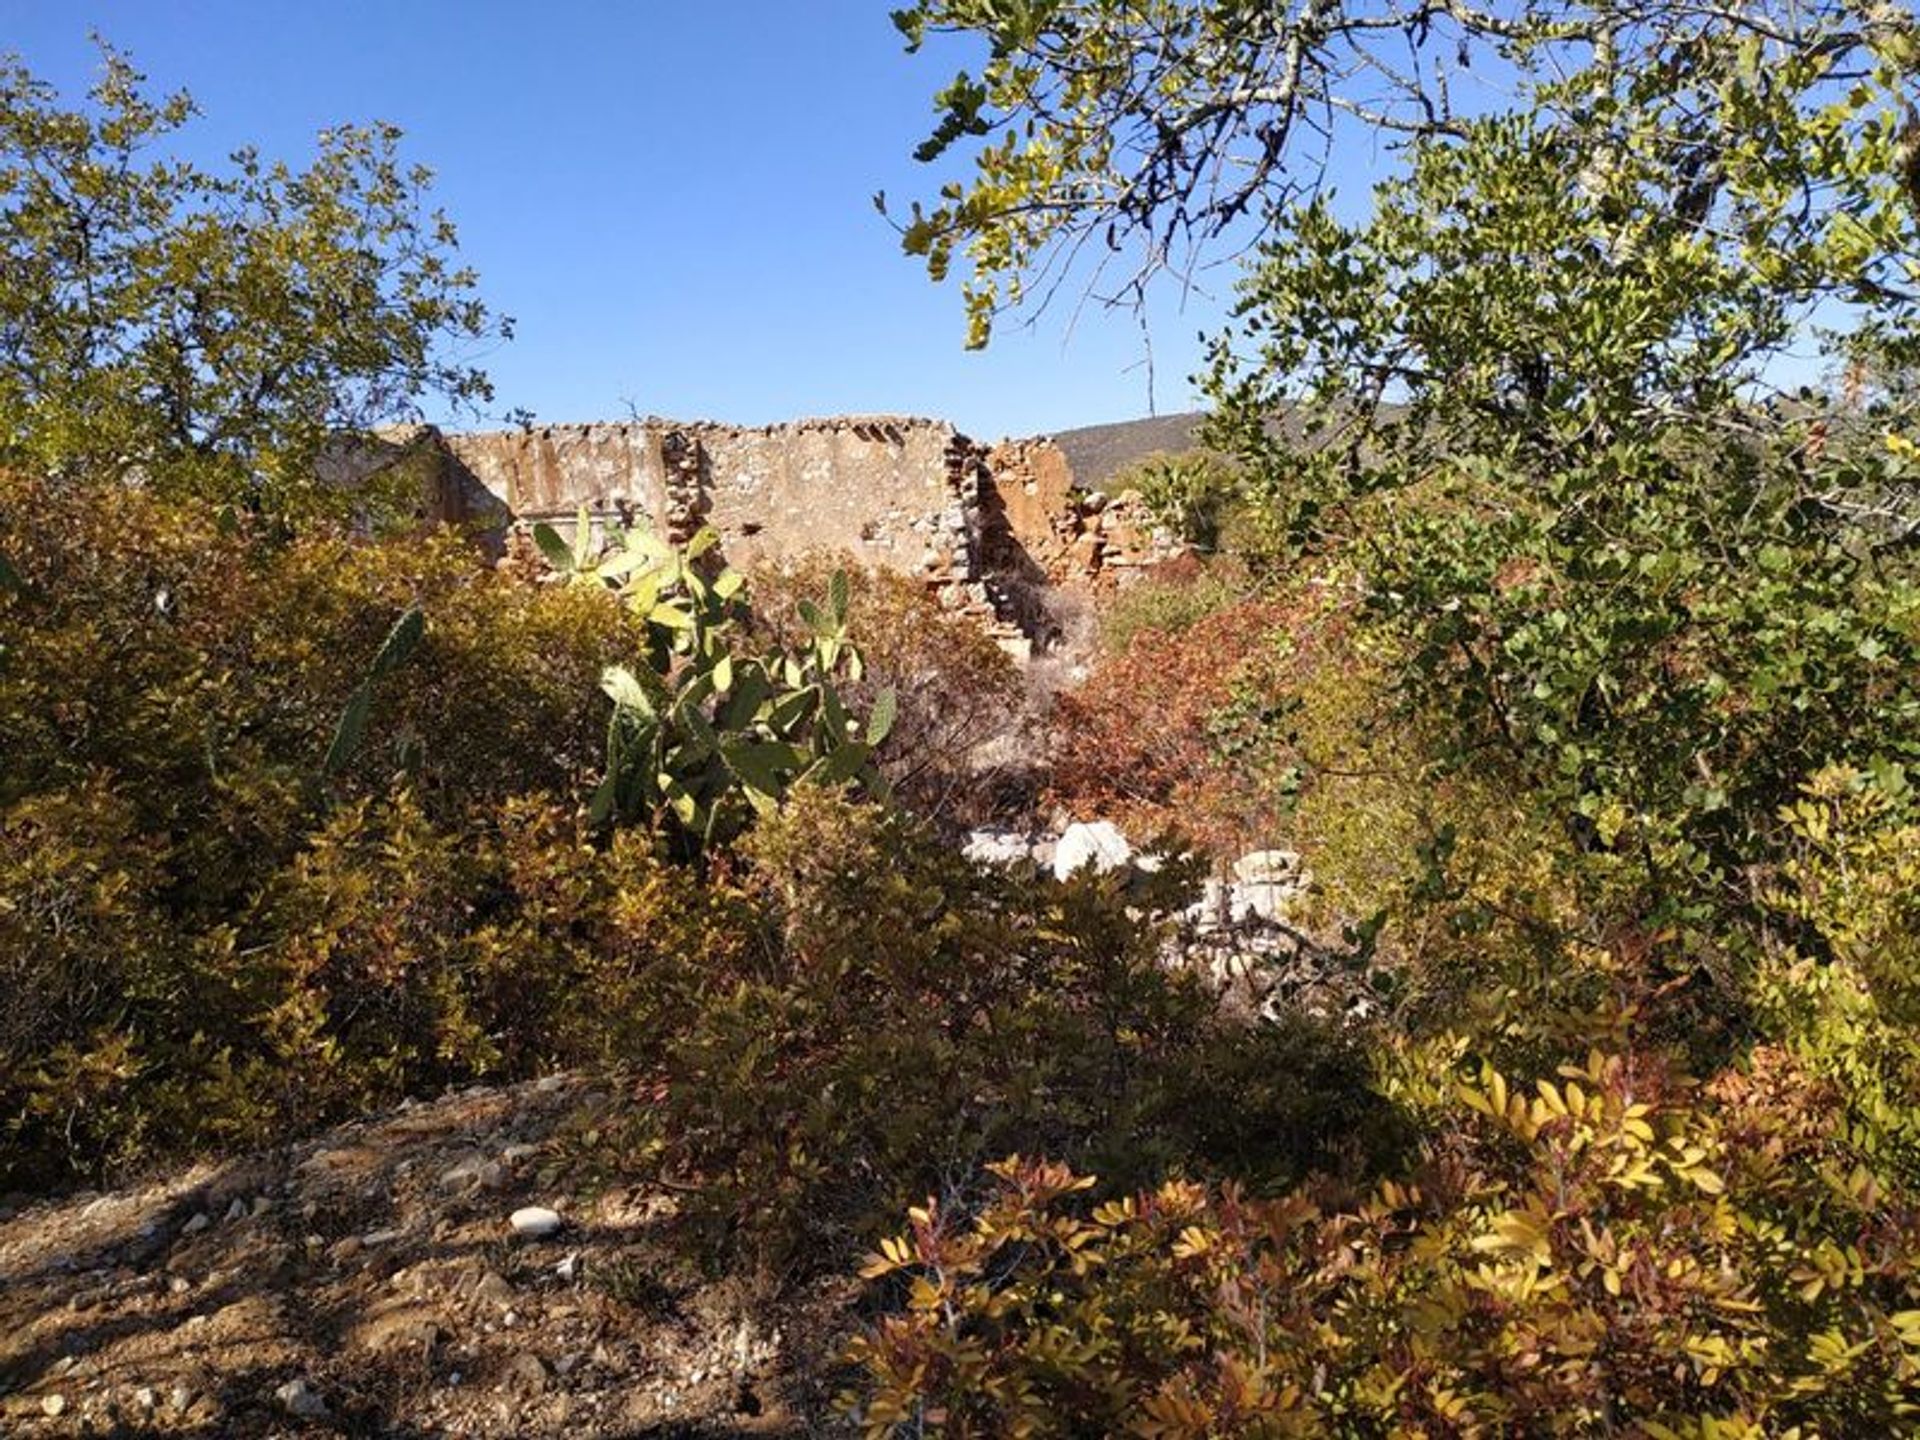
top-left (0, 1), bottom-right (1246, 438)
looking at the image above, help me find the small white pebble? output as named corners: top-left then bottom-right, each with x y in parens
top-left (508, 1206), bottom-right (563, 1239)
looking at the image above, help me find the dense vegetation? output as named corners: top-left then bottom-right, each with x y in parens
top-left (848, 0), bottom-right (1920, 1431)
top-left (8, 5), bottom-right (1920, 1433)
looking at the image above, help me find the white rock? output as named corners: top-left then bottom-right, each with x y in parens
top-left (1182, 878), bottom-right (1233, 934)
top-left (179, 1212), bottom-right (210, 1236)
top-left (1232, 849), bottom-right (1303, 886)
top-left (223, 1198), bottom-right (247, 1222)
top-left (133, 1386), bottom-right (158, 1410)
top-left (1236, 879), bottom-right (1299, 924)
top-left (509, 1206), bottom-right (564, 1239)
top-left (1053, 821), bottom-right (1132, 881)
top-left (275, 1378), bottom-right (328, 1419)
top-left (42, 1394), bottom-right (67, 1418)
top-left (962, 828), bottom-right (1032, 866)
top-left (439, 1154), bottom-right (502, 1192)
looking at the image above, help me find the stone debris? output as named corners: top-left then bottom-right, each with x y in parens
top-left (440, 1153), bottom-right (505, 1192)
top-left (503, 1351), bottom-right (549, 1396)
top-left (275, 1377), bottom-right (328, 1419)
top-left (509, 1206), bottom-right (564, 1239)
top-left (959, 822), bottom-right (1357, 1019)
top-left (1051, 820), bottom-right (1134, 879)
top-left (961, 827), bottom-right (1033, 866)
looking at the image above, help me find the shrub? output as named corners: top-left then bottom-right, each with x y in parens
top-left (1756, 766), bottom-right (1920, 1186)
top-left (1052, 586), bottom-right (1330, 856)
top-left (1113, 451), bottom-right (1244, 553)
top-left (0, 472), bottom-right (655, 1186)
top-left (1096, 556), bottom-right (1250, 655)
top-left (750, 558), bottom-right (1027, 825)
top-left (847, 1047), bottom-right (1920, 1436)
top-left (571, 783), bottom-right (1391, 1273)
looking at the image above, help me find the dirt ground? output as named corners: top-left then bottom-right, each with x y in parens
top-left (0, 1076), bottom-right (852, 1437)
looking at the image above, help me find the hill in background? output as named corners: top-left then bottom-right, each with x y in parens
top-left (1047, 411), bottom-right (1208, 490)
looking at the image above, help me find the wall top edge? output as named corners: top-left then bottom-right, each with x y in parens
top-left (442, 415), bottom-right (969, 443)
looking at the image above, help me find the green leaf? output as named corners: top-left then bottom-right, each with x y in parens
top-left (766, 686), bottom-right (819, 733)
top-left (601, 664), bottom-right (662, 717)
top-left (867, 686), bottom-right (899, 746)
top-left (571, 505), bottom-right (594, 568)
top-left (587, 773), bottom-right (618, 827)
top-left (323, 686), bottom-right (373, 777)
top-left (719, 666), bottom-right (772, 730)
top-left (366, 605), bottom-right (424, 683)
top-left (810, 739), bottom-right (873, 786)
top-left (531, 522), bottom-right (575, 573)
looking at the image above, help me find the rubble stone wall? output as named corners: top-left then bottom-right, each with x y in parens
top-left (398, 414), bottom-right (1185, 652)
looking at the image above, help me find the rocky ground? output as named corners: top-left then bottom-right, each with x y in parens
top-left (0, 1076), bottom-right (848, 1437)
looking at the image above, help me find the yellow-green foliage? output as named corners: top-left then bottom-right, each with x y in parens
top-left (0, 471), bottom-right (650, 1185)
top-left (1759, 767), bottom-right (1920, 1183)
top-left (1097, 556), bottom-right (1251, 655)
top-left (1112, 450), bottom-right (1245, 553)
top-left (848, 1047), bottom-right (1920, 1437)
top-left (573, 783), bottom-right (1394, 1272)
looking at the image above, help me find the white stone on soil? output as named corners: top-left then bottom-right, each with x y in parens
top-left (509, 1205), bottom-right (564, 1239)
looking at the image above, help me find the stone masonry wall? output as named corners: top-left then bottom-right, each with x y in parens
top-left (399, 414), bottom-right (1185, 653)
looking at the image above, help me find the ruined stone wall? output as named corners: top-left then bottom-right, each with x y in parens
top-left (440, 416), bottom-right (988, 599)
top-left (983, 436), bottom-right (1185, 590)
top-left (394, 414), bottom-right (1185, 654)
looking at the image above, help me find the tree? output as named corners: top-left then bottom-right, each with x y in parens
top-left (892, 0), bottom-right (1920, 349)
top-left (0, 43), bottom-right (506, 509)
top-left (898, 0), bottom-right (1920, 1040)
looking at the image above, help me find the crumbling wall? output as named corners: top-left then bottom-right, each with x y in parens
top-left (983, 436), bottom-right (1185, 589)
top-left (442, 416), bottom-right (990, 598)
top-left (408, 414), bottom-right (1184, 655)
